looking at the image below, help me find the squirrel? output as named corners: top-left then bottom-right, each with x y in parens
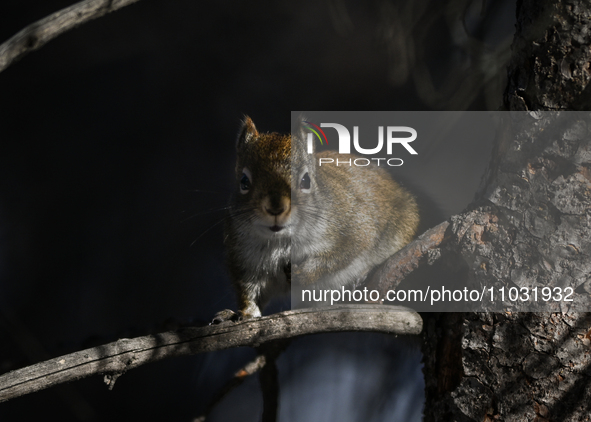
top-left (213, 116), bottom-right (419, 322)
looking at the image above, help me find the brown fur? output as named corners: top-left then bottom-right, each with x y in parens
top-left (221, 117), bottom-right (419, 319)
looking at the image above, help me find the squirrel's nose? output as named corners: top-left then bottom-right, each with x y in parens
top-left (264, 193), bottom-right (289, 216)
top-left (265, 206), bottom-right (285, 216)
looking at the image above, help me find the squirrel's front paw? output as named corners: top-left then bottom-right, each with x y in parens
top-left (211, 309), bottom-right (243, 324)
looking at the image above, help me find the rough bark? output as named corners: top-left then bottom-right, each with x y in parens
top-left (423, 1), bottom-right (591, 420)
top-left (505, 0), bottom-right (591, 111)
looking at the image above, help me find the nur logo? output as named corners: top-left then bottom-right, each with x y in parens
top-left (303, 121), bottom-right (328, 152)
top-left (303, 122), bottom-right (417, 156)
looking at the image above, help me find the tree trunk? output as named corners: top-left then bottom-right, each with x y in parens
top-left (423, 1), bottom-right (591, 420)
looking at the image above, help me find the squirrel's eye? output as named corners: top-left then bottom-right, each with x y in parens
top-left (240, 173), bottom-right (251, 193)
top-left (300, 172), bottom-right (310, 191)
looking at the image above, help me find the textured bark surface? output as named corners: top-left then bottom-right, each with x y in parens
top-left (424, 311), bottom-right (591, 422)
top-left (0, 305), bottom-right (421, 403)
top-left (505, 0), bottom-right (591, 111)
top-left (459, 113), bottom-right (591, 313)
top-left (423, 1), bottom-right (591, 420)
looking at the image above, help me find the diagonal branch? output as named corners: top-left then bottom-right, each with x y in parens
top-left (0, 0), bottom-right (143, 74)
top-left (365, 220), bottom-right (451, 296)
top-left (0, 304), bottom-right (422, 404)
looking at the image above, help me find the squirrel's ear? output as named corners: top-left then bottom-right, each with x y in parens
top-left (292, 115), bottom-right (313, 155)
top-left (237, 116), bottom-right (259, 149)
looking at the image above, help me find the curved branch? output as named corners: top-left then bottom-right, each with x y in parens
top-left (0, 304), bottom-right (422, 403)
top-left (0, 0), bottom-right (142, 74)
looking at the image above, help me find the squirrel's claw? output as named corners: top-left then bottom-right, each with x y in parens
top-left (211, 309), bottom-right (243, 325)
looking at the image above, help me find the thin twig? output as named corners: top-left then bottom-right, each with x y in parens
top-left (258, 340), bottom-right (290, 422)
top-left (260, 352), bottom-right (279, 422)
top-left (0, 0), bottom-right (142, 74)
top-left (0, 305), bottom-right (422, 404)
top-left (194, 340), bottom-right (290, 422)
top-left (193, 354), bottom-right (268, 422)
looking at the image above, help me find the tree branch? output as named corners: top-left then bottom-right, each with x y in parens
top-left (0, 305), bottom-right (421, 403)
top-left (0, 0), bottom-right (142, 74)
top-left (365, 220), bottom-right (451, 296)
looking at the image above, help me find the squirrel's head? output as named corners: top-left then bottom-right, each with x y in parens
top-left (232, 116), bottom-right (316, 239)
top-left (234, 117), bottom-right (292, 236)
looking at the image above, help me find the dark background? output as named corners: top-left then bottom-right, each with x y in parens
top-left (0, 1), bottom-right (515, 421)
